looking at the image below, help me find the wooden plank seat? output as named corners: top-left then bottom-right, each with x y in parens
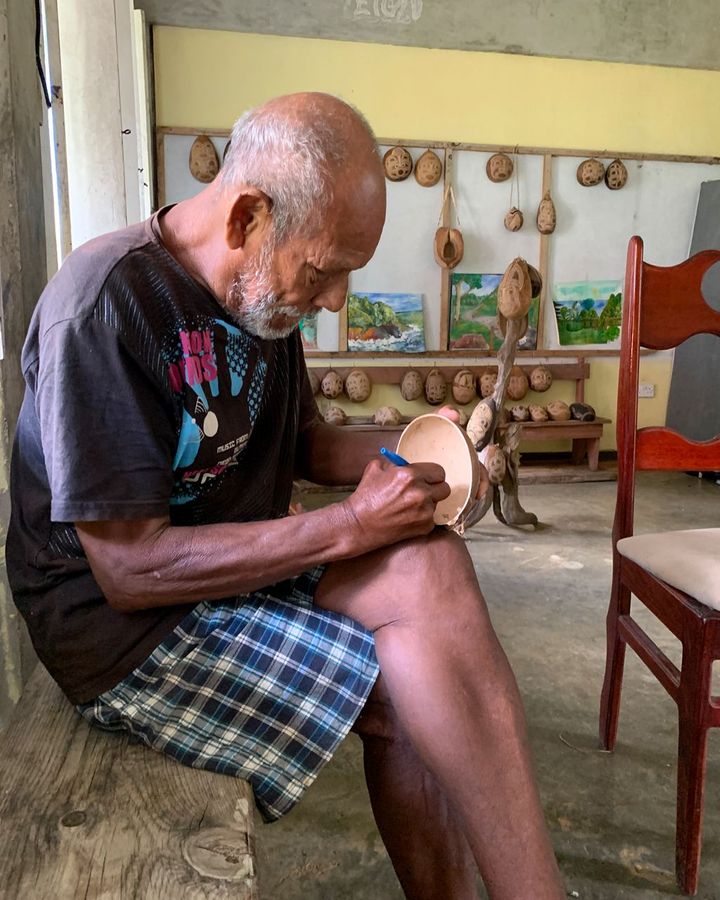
top-left (0, 665), bottom-right (258, 899)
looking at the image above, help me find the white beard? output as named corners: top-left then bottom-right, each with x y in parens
top-left (226, 240), bottom-right (317, 340)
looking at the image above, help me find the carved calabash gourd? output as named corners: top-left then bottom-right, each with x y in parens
top-left (547, 399), bottom-right (571, 421)
top-left (222, 139), bottom-right (231, 163)
top-left (480, 443), bottom-right (507, 485)
top-left (424, 369), bottom-right (447, 405)
top-left (434, 227), bottom-right (464, 269)
top-left (498, 257), bottom-right (532, 320)
top-left (321, 370), bottom-right (344, 399)
top-left (374, 405), bottom-right (402, 426)
top-left (400, 370), bottom-right (424, 401)
top-left (414, 149), bottom-right (443, 187)
top-left (479, 371), bottom-right (498, 399)
top-left (345, 369), bottom-right (372, 403)
top-left (605, 158), bottom-right (628, 190)
top-left (383, 146), bottom-right (413, 182)
top-left (486, 153), bottom-right (513, 183)
top-left (504, 207), bottom-right (524, 232)
top-left (467, 398), bottom-right (496, 448)
top-left (507, 365), bottom-right (529, 401)
top-left (529, 404), bottom-right (549, 422)
top-left (452, 369), bottom-right (477, 405)
top-left (323, 405), bottom-right (347, 426)
top-left (527, 263), bottom-right (542, 298)
top-left (570, 402), bottom-right (596, 421)
top-left (536, 191), bottom-right (556, 234)
top-left (529, 365), bottom-right (553, 392)
top-left (189, 135), bottom-right (220, 183)
top-left (576, 158), bottom-right (605, 187)
top-left (510, 404), bottom-right (530, 422)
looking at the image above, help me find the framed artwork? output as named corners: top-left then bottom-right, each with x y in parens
top-left (552, 280), bottom-right (623, 346)
top-left (347, 291), bottom-right (426, 352)
top-left (448, 273), bottom-right (539, 351)
top-left (298, 315), bottom-right (318, 350)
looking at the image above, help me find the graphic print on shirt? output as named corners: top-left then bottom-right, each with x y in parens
top-left (164, 317), bottom-right (268, 505)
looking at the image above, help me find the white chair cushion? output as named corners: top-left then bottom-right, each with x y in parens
top-left (617, 528), bottom-right (720, 610)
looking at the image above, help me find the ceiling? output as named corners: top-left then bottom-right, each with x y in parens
top-left (135, 0), bottom-right (720, 71)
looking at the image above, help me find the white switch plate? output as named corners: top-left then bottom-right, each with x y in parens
top-left (638, 382), bottom-right (655, 398)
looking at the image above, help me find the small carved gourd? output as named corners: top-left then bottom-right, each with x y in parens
top-left (576, 158), bottom-right (605, 187)
top-left (510, 404), bottom-right (530, 422)
top-left (452, 369), bottom-right (476, 405)
top-left (504, 207), bottom-right (524, 232)
top-left (536, 191), bottom-right (556, 234)
top-left (605, 158), bottom-right (628, 190)
top-left (570, 402), bottom-right (596, 421)
top-left (507, 365), bottom-right (529, 401)
top-left (498, 258), bottom-right (533, 320)
top-left (434, 227), bottom-right (464, 268)
top-left (424, 369), bottom-right (447, 405)
top-left (529, 365), bottom-right (553, 392)
top-left (321, 370), bottom-right (344, 400)
top-left (529, 404), bottom-right (549, 422)
top-left (323, 406), bottom-right (347, 426)
top-left (481, 444), bottom-right (506, 485)
top-left (345, 369), bottom-right (372, 403)
top-left (414, 149), bottom-right (443, 187)
top-left (467, 399), bottom-right (496, 448)
top-left (486, 153), bottom-right (513, 183)
top-left (374, 406), bottom-right (403, 426)
top-left (479, 371), bottom-right (498, 399)
top-left (400, 370), bottom-right (424, 401)
top-left (189, 136), bottom-right (220, 183)
top-left (547, 399), bottom-right (571, 421)
top-left (383, 146), bottom-right (413, 181)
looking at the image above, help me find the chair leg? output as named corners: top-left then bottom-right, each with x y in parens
top-left (675, 639), bottom-right (713, 896)
top-left (599, 577), bottom-right (631, 750)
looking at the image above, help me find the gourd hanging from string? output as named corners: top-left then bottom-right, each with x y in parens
top-left (504, 147), bottom-right (524, 232)
top-left (433, 168), bottom-right (464, 268)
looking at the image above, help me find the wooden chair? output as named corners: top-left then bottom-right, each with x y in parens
top-left (599, 236), bottom-right (720, 895)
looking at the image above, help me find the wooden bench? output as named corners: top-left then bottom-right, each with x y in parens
top-left (0, 665), bottom-right (258, 899)
top-left (310, 358), bottom-right (610, 472)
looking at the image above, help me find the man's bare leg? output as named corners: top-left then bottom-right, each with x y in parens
top-left (316, 529), bottom-right (564, 900)
top-left (353, 676), bottom-right (479, 899)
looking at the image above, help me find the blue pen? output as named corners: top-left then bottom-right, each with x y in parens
top-left (380, 447), bottom-right (410, 467)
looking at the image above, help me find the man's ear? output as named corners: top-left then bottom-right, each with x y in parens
top-left (225, 189), bottom-right (272, 250)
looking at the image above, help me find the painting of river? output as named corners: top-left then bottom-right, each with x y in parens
top-left (552, 280), bottom-right (622, 346)
top-left (347, 292), bottom-right (426, 352)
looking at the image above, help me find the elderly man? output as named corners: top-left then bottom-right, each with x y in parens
top-left (6, 93), bottom-right (563, 898)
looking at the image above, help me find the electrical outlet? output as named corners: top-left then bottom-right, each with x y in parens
top-left (638, 382), bottom-right (655, 398)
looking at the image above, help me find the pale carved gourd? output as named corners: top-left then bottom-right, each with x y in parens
top-left (498, 258), bottom-right (532, 320)
top-left (189, 136), bottom-right (220, 183)
top-left (504, 207), bottom-right (524, 232)
top-left (479, 371), bottom-right (497, 399)
top-left (323, 406), bottom-right (347, 426)
top-left (345, 369), bottom-right (372, 403)
top-left (576, 158), bottom-right (605, 187)
top-left (481, 443), bottom-right (507, 485)
top-left (529, 365), bottom-right (553, 392)
top-left (374, 406), bottom-right (402, 426)
top-left (510, 404), bottom-right (530, 422)
top-left (452, 369), bottom-right (476, 405)
top-left (383, 146), bottom-right (413, 182)
top-left (321, 370), bottom-right (344, 400)
top-left (536, 191), bottom-right (556, 234)
top-left (547, 399), bottom-right (571, 421)
top-left (424, 369), bottom-right (447, 405)
top-left (507, 365), bottom-right (529, 401)
top-left (529, 404), bottom-right (549, 422)
top-left (486, 153), bottom-right (513, 183)
top-left (414, 149), bottom-right (443, 187)
top-left (400, 370), bottom-right (424, 401)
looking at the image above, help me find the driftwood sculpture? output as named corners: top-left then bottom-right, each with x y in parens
top-left (457, 257), bottom-right (540, 532)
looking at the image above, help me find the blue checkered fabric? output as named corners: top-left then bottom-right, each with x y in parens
top-left (77, 567), bottom-right (379, 822)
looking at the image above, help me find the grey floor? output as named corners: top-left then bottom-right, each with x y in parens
top-left (254, 471), bottom-right (720, 899)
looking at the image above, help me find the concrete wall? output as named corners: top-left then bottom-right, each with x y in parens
top-left (0, 0), bottom-right (49, 727)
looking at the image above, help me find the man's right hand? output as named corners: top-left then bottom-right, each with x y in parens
top-left (340, 458), bottom-right (450, 554)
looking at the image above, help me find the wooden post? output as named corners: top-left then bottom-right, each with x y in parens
top-left (438, 147), bottom-right (452, 352)
top-left (536, 153), bottom-right (553, 351)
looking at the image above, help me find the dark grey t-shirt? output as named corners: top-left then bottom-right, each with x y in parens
top-left (6, 213), bottom-right (318, 704)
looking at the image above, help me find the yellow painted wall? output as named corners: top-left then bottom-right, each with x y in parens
top-left (154, 27), bottom-right (712, 453)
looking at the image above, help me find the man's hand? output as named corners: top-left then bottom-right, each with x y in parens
top-left (340, 458), bottom-right (450, 555)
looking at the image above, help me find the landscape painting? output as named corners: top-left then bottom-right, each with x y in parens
top-left (347, 291), bottom-right (426, 352)
top-left (449, 273), bottom-right (539, 351)
top-left (552, 280), bottom-right (622, 346)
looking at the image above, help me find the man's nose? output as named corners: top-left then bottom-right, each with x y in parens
top-left (313, 274), bottom-right (349, 313)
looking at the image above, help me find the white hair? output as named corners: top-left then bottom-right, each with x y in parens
top-left (221, 97), bottom-right (377, 241)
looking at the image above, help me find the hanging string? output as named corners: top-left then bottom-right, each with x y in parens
top-left (437, 183), bottom-right (462, 229)
top-left (509, 145), bottom-right (521, 210)
top-left (35, 0), bottom-right (52, 109)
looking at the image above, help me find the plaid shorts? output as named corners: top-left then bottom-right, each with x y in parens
top-left (77, 567), bottom-right (379, 822)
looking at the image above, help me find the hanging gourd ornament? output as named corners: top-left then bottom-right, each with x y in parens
top-left (605, 158), bottom-right (628, 190)
top-left (189, 136), bottom-right (220, 183)
top-left (383, 146), bottom-right (413, 182)
top-left (486, 153), bottom-right (513, 183)
top-left (414, 149), bottom-right (443, 187)
top-left (479, 371), bottom-right (498, 399)
top-left (536, 191), bottom-right (556, 234)
top-left (433, 227), bottom-right (464, 269)
top-left (452, 369), bottom-right (477, 405)
top-left (498, 258), bottom-right (532, 320)
top-left (529, 365), bottom-right (553, 392)
top-left (576, 158), bottom-right (606, 187)
top-left (507, 366), bottom-right (530, 401)
top-left (504, 208), bottom-right (524, 232)
top-left (321, 370), bottom-right (344, 399)
top-left (344, 369), bottom-right (372, 403)
top-left (400, 370), bottom-right (424, 401)
top-left (424, 369), bottom-right (447, 405)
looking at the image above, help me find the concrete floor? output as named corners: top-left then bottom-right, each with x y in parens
top-left (254, 471), bottom-right (720, 899)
